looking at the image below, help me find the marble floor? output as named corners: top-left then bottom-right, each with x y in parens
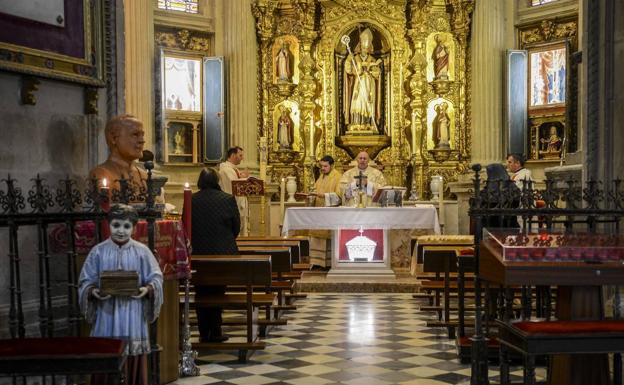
top-left (171, 293), bottom-right (544, 385)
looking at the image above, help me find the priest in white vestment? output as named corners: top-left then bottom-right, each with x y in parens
top-left (218, 146), bottom-right (249, 233)
top-left (506, 153), bottom-right (533, 189)
top-left (340, 151), bottom-right (387, 203)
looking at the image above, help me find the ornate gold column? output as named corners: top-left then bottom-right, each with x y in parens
top-left (294, 0), bottom-right (318, 192)
top-left (217, 0), bottom-right (259, 169)
top-left (470, 0), bottom-right (506, 165)
top-left (123, 0), bottom-right (154, 149)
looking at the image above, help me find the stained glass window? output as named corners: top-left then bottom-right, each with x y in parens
top-left (157, 0), bottom-right (198, 14)
top-left (531, 0), bottom-right (558, 6)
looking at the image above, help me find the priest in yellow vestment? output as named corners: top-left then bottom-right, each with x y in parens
top-left (313, 155), bottom-right (342, 207)
top-left (308, 155), bottom-right (342, 268)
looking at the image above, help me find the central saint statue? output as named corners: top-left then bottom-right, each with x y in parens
top-left (343, 28), bottom-right (382, 133)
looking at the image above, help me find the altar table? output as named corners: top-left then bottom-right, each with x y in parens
top-left (282, 206), bottom-right (440, 269)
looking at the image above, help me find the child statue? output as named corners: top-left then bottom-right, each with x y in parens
top-left (78, 204), bottom-right (163, 385)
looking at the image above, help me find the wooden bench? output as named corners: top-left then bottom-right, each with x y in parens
top-left (237, 236), bottom-right (311, 270)
top-left (0, 337), bottom-right (126, 382)
top-left (236, 246), bottom-right (298, 317)
top-left (191, 255), bottom-right (273, 362)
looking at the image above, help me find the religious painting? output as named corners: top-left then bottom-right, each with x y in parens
top-left (166, 121), bottom-right (194, 163)
top-left (426, 32), bottom-right (455, 82)
top-left (426, 98), bottom-right (455, 151)
top-left (164, 56), bottom-right (202, 112)
top-left (272, 36), bottom-right (299, 84)
top-left (335, 24), bottom-right (390, 136)
top-left (528, 43), bottom-right (566, 111)
top-left (0, 0), bottom-right (104, 85)
top-left (272, 101), bottom-right (301, 152)
top-left (338, 229), bottom-right (384, 262)
top-left (536, 121), bottom-right (564, 160)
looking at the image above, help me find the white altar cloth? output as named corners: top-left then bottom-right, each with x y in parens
top-left (282, 206), bottom-right (441, 235)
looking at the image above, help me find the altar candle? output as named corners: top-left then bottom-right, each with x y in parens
top-left (182, 182), bottom-right (192, 243)
top-left (280, 177), bottom-right (286, 225)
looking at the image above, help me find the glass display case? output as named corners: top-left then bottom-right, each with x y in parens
top-left (482, 228), bottom-right (624, 263)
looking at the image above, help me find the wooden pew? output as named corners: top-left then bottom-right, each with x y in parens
top-left (420, 246), bottom-right (475, 339)
top-left (0, 337), bottom-right (126, 382)
top-left (237, 236), bottom-right (311, 270)
top-left (191, 255), bottom-right (274, 362)
top-left (237, 246), bottom-right (297, 317)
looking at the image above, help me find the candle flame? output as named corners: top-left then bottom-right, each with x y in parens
top-left (102, 178), bottom-right (108, 188)
top-left (184, 182), bottom-right (190, 189)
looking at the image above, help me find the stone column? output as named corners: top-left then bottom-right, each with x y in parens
top-left (470, 0), bottom-right (507, 165)
top-left (216, 0), bottom-right (258, 169)
top-left (123, 0), bottom-right (154, 150)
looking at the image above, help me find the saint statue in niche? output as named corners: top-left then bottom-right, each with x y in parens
top-left (275, 41), bottom-right (293, 82)
top-left (539, 125), bottom-right (562, 157)
top-left (432, 102), bottom-right (451, 149)
top-left (343, 28), bottom-right (382, 133)
top-left (174, 127), bottom-right (185, 154)
top-left (432, 34), bottom-right (449, 80)
top-left (277, 106), bottom-right (294, 150)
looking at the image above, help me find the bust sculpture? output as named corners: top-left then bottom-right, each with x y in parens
top-left (89, 115), bottom-right (147, 192)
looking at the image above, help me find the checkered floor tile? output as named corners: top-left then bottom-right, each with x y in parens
top-left (171, 293), bottom-right (545, 384)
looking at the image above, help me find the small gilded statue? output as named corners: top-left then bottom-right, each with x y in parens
top-left (432, 34), bottom-right (450, 80)
top-left (432, 102), bottom-right (451, 149)
top-left (539, 125), bottom-right (562, 159)
top-left (275, 41), bottom-right (293, 83)
top-left (277, 106), bottom-right (294, 150)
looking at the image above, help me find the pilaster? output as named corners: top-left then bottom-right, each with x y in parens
top-left (470, 0), bottom-right (506, 165)
top-left (123, 0), bottom-right (154, 150)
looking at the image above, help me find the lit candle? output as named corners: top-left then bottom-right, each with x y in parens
top-left (100, 177), bottom-right (110, 212)
top-left (99, 177), bottom-right (111, 238)
top-left (279, 177), bottom-right (286, 225)
top-left (182, 182), bottom-right (192, 242)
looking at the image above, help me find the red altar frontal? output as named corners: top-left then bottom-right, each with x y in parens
top-left (50, 219), bottom-right (191, 280)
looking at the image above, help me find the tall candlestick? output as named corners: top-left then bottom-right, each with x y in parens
top-left (259, 136), bottom-right (267, 182)
top-left (438, 177), bottom-right (445, 233)
top-left (182, 182), bottom-right (192, 243)
top-left (411, 112), bottom-right (417, 156)
top-left (279, 177), bottom-right (286, 225)
top-left (309, 116), bottom-right (314, 159)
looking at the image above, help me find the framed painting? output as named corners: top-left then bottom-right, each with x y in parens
top-left (528, 42), bottom-right (566, 113)
top-left (0, 0), bottom-right (105, 86)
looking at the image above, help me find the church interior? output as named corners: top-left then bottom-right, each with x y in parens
top-left (1, 0), bottom-right (623, 384)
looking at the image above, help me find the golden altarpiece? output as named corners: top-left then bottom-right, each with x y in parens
top-left (252, 0), bottom-right (474, 198)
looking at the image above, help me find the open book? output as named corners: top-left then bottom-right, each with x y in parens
top-left (295, 192), bottom-right (341, 207)
top-left (372, 186), bottom-right (407, 205)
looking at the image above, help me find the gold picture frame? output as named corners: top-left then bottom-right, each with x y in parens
top-left (0, 0), bottom-right (105, 86)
